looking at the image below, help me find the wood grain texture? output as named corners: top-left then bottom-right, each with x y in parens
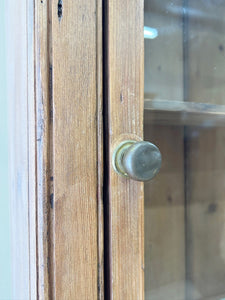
top-left (51, 0), bottom-right (103, 298)
top-left (7, 0), bottom-right (37, 298)
top-left (96, 1), bottom-right (104, 299)
top-left (106, 1), bottom-right (144, 299)
top-left (35, 0), bottom-right (52, 298)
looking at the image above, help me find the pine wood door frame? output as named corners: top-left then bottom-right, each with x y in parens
top-left (7, 0), bottom-right (103, 298)
top-left (104, 1), bottom-right (144, 299)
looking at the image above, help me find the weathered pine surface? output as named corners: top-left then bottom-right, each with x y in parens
top-left (105, 0), bottom-right (144, 299)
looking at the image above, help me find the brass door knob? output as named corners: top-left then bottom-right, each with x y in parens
top-left (113, 140), bottom-right (162, 181)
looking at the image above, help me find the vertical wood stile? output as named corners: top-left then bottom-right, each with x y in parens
top-left (50, 0), bottom-right (103, 298)
top-left (105, 1), bottom-right (144, 299)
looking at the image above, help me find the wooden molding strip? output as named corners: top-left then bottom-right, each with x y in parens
top-left (145, 99), bottom-right (225, 126)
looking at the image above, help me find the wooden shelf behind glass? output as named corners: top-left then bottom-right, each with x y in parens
top-left (144, 99), bottom-right (225, 127)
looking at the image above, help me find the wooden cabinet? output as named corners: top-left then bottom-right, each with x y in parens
top-left (8, 0), bottom-right (225, 299)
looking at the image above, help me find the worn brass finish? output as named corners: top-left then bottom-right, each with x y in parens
top-left (113, 140), bottom-right (162, 181)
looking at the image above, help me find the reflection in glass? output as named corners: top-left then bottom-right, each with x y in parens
top-left (144, 26), bottom-right (158, 39)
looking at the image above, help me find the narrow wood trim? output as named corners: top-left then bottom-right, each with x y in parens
top-left (96, 1), bottom-right (105, 299)
top-left (105, 1), bottom-right (144, 298)
top-left (35, 0), bottom-right (52, 297)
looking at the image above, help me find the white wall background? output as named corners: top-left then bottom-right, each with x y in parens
top-left (0, 0), bottom-right (12, 298)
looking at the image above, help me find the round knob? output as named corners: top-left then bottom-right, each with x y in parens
top-left (112, 140), bottom-right (162, 181)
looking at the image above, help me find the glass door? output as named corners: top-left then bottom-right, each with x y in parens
top-left (144, 1), bottom-right (225, 299)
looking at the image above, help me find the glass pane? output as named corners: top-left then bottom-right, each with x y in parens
top-left (144, 1), bottom-right (225, 300)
